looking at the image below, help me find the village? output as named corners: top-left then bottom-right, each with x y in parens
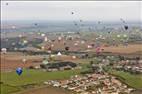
top-left (45, 73), bottom-right (134, 94)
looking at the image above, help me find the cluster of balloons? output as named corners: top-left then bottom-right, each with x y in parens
top-left (2, 7), bottom-right (131, 76)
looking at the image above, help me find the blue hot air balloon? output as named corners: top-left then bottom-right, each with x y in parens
top-left (16, 67), bottom-right (23, 76)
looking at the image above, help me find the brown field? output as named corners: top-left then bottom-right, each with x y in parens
top-left (1, 44), bottom-right (142, 72)
top-left (43, 39), bottom-right (142, 54)
top-left (20, 86), bottom-right (72, 94)
top-left (102, 44), bottom-right (142, 54)
top-left (0, 52), bottom-right (79, 72)
top-left (0, 52), bottom-right (43, 72)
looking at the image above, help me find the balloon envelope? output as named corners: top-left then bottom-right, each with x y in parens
top-left (124, 25), bottom-right (128, 30)
top-left (16, 67), bottom-right (23, 76)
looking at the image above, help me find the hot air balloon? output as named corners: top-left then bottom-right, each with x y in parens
top-left (80, 20), bottom-right (82, 22)
top-left (58, 36), bottom-right (62, 42)
top-left (22, 58), bottom-right (26, 63)
top-left (98, 21), bottom-right (101, 24)
top-left (65, 46), bottom-right (70, 51)
top-left (34, 23), bottom-right (38, 26)
top-left (124, 25), bottom-right (128, 30)
top-left (41, 33), bottom-right (45, 37)
top-left (6, 3), bottom-right (8, 6)
top-left (16, 67), bottom-right (23, 76)
top-left (72, 56), bottom-right (76, 59)
top-left (1, 48), bottom-right (7, 54)
top-left (71, 12), bottom-right (74, 15)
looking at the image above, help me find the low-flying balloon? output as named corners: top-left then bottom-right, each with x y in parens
top-left (16, 67), bottom-right (23, 76)
top-left (1, 48), bottom-right (7, 54)
top-left (41, 33), bottom-right (45, 37)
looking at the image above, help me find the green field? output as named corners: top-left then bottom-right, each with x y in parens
top-left (1, 69), bottom-right (81, 94)
top-left (0, 84), bottom-right (21, 94)
top-left (109, 70), bottom-right (142, 89)
top-left (1, 67), bottom-right (142, 94)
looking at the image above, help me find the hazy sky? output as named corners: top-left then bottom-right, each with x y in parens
top-left (1, 1), bottom-right (142, 22)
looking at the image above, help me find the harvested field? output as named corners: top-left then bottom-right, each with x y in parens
top-left (0, 52), bottom-right (43, 72)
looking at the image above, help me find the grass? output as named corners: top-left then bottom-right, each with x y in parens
top-left (1, 69), bottom-right (81, 86)
top-left (1, 69), bottom-right (81, 94)
top-left (109, 70), bottom-right (142, 89)
top-left (0, 84), bottom-right (21, 94)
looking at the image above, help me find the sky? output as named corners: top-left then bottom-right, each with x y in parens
top-left (1, 1), bottom-right (142, 22)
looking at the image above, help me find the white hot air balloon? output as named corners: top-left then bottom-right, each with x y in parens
top-left (23, 40), bottom-right (28, 44)
top-left (22, 58), bottom-right (26, 63)
top-left (72, 56), bottom-right (76, 59)
top-left (87, 45), bottom-right (92, 49)
top-left (1, 48), bottom-right (7, 54)
top-left (41, 33), bottom-right (45, 37)
top-left (74, 43), bottom-right (78, 46)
